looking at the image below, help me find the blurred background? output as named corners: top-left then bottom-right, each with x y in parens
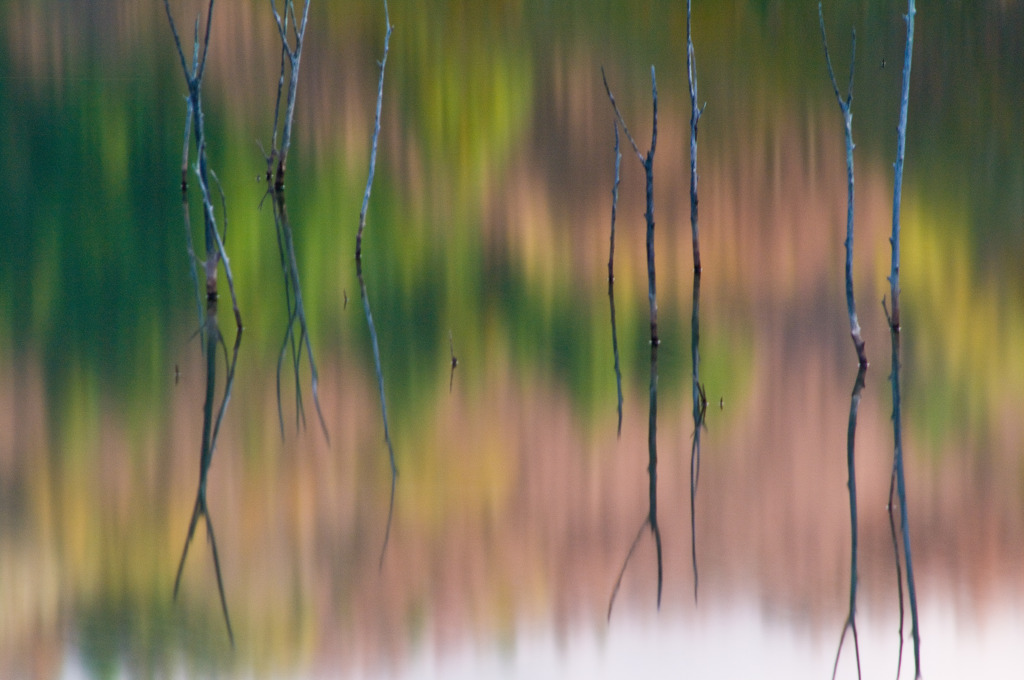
top-left (1, 1), bottom-right (1022, 677)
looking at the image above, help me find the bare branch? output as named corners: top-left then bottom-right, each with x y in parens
top-left (356, 0), bottom-right (392, 261)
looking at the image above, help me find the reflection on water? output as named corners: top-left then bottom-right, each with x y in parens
top-left (2, 1), bottom-right (1024, 678)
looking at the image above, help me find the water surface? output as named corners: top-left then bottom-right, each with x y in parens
top-left (2, 1), bottom-right (1023, 678)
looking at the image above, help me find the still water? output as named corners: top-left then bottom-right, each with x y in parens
top-left (2, 1), bottom-right (1023, 678)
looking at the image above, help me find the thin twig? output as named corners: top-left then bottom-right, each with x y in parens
top-left (601, 66), bottom-right (659, 344)
top-left (355, 0), bottom-right (397, 568)
top-left (819, 3), bottom-right (866, 366)
top-left (269, 0), bottom-right (312, 186)
top-left (270, 191), bottom-right (330, 442)
top-left (600, 68), bottom-right (643, 163)
top-left (690, 271), bottom-right (702, 604)
top-left (832, 364), bottom-right (866, 680)
top-left (647, 341), bottom-right (663, 608)
top-left (358, 259), bottom-right (397, 570)
top-left (686, 0), bottom-right (706, 274)
top-left (173, 304), bottom-right (236, 647)
top-left (607, 518), bottom-right (648, 621)
top-left (608, 121), bottom-right (623, 437)
top-left (686, 1), bottom-right (707, 602)
top-left (356, 0), bottom-right (392, 262)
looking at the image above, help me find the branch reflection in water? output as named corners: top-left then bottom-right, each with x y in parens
top-left (689, 269), bottom-right (704, 605)
top-left (356, 0), bottom-right (397, 568)
top-left (833, 364), bottom-right (866, 678)
top-left (268, 184), bottom-right (329, 442)
top-left (163, 0), bottom-right (242, 647)
top-left (262, 0), bottom-right (329, 442)
top-left (172, 298), bottom-right (241, 647)
top-left (603, 66), bottom-right (663, 617)
top-left (608, 340), bottom-right (663, 618)
top-left (357, 257), bottom-right (397, 570)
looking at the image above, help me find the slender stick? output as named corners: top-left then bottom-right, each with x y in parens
top-left (832, 365), bottom-right (865, 680)
top-left (608, 121), bottom-right (623, 437)
top-left (356, 0), bottom-right (392, 262)
top-left (686, 0), bottom-right (707, 603)
top-left (354, 1), bottom-right (397, 567)
top-left (819, 4), bottom-right (866, 367)
top-left (820, 7), bottom-right (865, 676)
top-left (889, 1), bottom-right (916, 334)
top-left (164, 0), bottom-right (242, 332)
top-left (690, 271), bottom-right (703, 604)
top-left (887, 3), bottom-right (921, 677)
top-left (269, 0), bottom-right (312, 186)
top-left (180, 101), bottom-right (204, 331)
top-left (271, 191), bottom-right (330, 442)
top-left (647, 341), bottom-right (663, 608)
top-left (608, 342), bottom-right (663, 620)
top-left (886, 448), bottom-right (906, 679)
top-left (607, 518), bottom-right (648, 621)
top-left (686, 0), bottom-right (706, 274)
top-left (644, 68), bottom-right (658, 344)
top-left (601, 67), bottom-right (659, 345)
top-left (173, 303), bottom-right (237, 647)
top-left (358, 258), bottom-right (397, 570)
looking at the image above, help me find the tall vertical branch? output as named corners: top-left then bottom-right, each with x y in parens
top-left (354, 0), bottom-right (397, 567)
top-left (820, 6), bottom-right (865, 677)
top-left (686, 0), bottom-right (707, 604)
top-left (165, 0), bottom-right (241, 646)
top-left (602, 67), bottom-right (663, 615)
top-left (602, 66), bottom-right (659, 345)
top-left (886, 2), bottom-right (921, 677)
